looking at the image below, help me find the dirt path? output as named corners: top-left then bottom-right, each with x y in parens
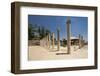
top-left (28, 45), bottom-right (88, 60)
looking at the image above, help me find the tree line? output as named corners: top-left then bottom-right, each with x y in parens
top-left (28, 24), bottom-right (51, 40)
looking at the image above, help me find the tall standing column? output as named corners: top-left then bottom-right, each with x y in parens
top-left (79, 34), bottom-right (81, 49)
top-left (81, 36), bottom-right (83, 47)
top-left (82, 37), bottom-right (84, 47)
top-left (66, 17), bottom-right (71, 54)
top-left (52, 33), bottom-right (55, 49)
top-left (48, 33), bottom-right (51, 48)
top-left (46, 35), bottom-right (48, 48)
top-left (57, 28), bottom-right (60, 51)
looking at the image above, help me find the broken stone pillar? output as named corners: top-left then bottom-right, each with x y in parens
top-left (66, 17), bottom-right (71, 54)
top-left (52, 33), bottom-right (55, 49)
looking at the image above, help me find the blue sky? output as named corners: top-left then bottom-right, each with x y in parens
top-left (28, 15), bottom-right (88, 41)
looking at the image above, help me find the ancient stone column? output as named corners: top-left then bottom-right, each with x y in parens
top-left (46, 35), bottom-right (48, 48)
top-left (48, 33), bottom-right (51, 48)
top-left (66, 17), bottom-right (71, 54)
top-left (52, 33), bottom-right (55, 49)
top-left (82, 39), bottom-right (84, 47)
top-left (79, 34), bottom-right (81, 49)
top-left (81, 36), bottom-right (84, 47)
top-left (57, 28), bottom-right (60, 51)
